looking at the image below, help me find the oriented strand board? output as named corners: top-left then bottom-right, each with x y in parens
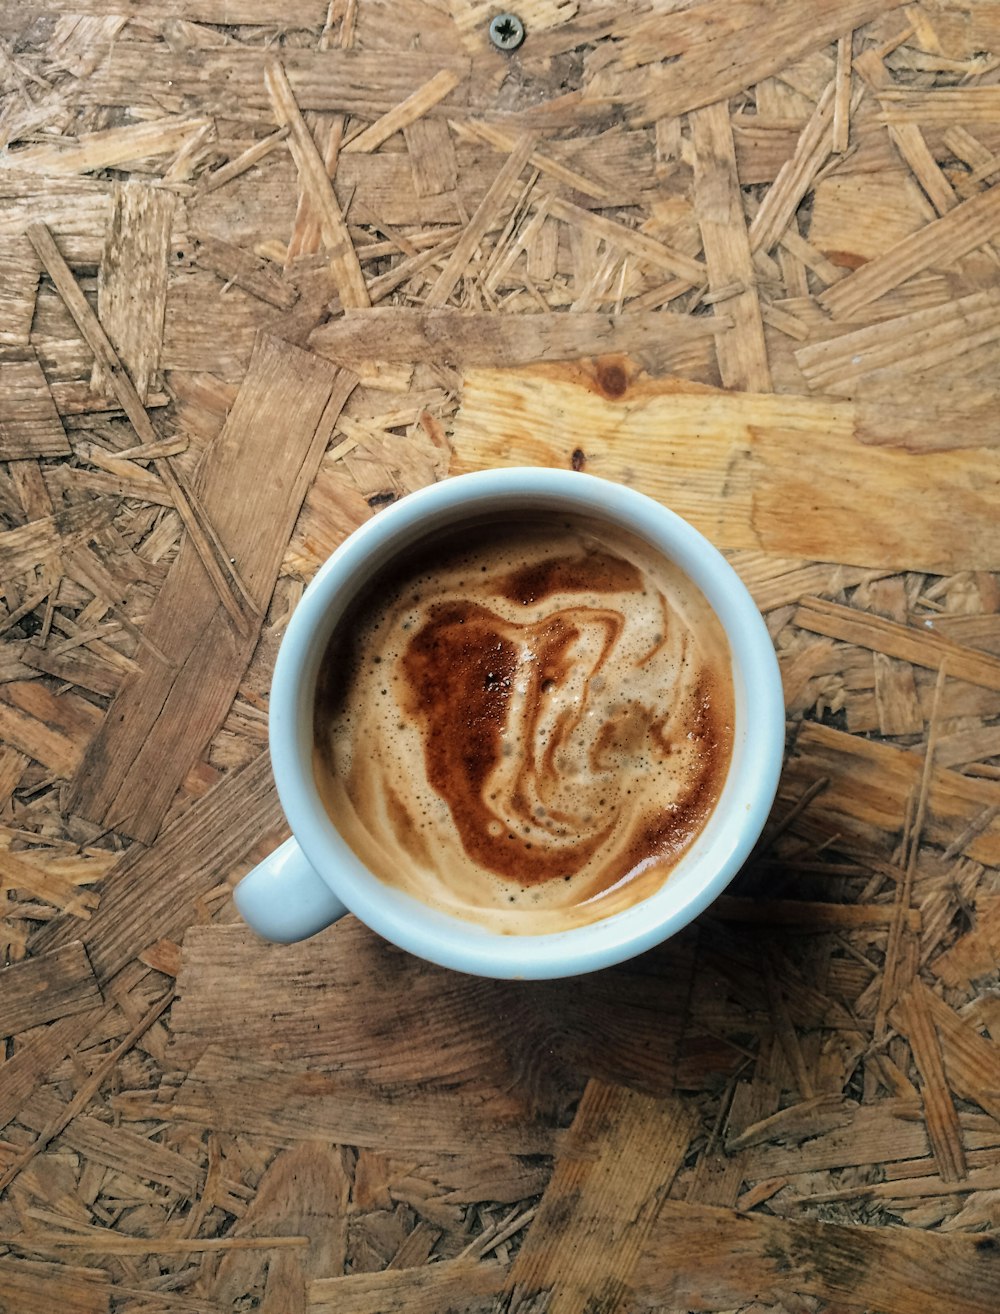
top-left (4, 5), bottom-right (1000, 1310)
top-left (33, 752), bottom-right (284, 986)
top-left (617, 0), bottom-right (906, 125)
top-left (66, 336), bottom-right (354, 842)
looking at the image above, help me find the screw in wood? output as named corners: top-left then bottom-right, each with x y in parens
top-left (488, 12), bottom-right (525, 50)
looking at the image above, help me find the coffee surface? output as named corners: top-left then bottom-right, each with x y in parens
top-left (313, 514), bottom-right (734, 932)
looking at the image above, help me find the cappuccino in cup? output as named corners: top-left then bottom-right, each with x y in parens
top-left (313, 514), bottom-right (734, 933)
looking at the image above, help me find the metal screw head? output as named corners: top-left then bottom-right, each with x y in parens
top-left (489, 12), bottom-right (525, 51)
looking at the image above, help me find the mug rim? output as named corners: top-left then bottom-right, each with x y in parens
top-left (269, 468), bottom-right (785, 978)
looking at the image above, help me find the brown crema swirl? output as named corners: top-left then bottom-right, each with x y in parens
top-left (313, 515), bottom-right (734, 933)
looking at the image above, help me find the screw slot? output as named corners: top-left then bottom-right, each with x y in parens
top-left (489, 12), bottom-right (525, 51)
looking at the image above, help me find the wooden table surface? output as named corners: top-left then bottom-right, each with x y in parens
top-left (3, 1), bottom-right (1000, 1310)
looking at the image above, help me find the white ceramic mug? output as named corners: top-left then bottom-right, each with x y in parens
top-left (234, 468), bottom-right (784, 979)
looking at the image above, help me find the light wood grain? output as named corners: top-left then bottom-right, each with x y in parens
top-left (449, 366), bottom-right (1000, 573)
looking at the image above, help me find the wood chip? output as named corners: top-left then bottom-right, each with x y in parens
top-left (724, 1093), bottom-right (854, 1154)
top-left (498, 1079), bottom-right (698, 1308)
top-left (740, 1097), bottom-right (1000, 1178)
top-left (83, 45), bottom-right (470, 117)
top-left (794, 595), bottom-right (1000, 692)
top-left (450, 365), bottom-right (1000, 572)
top-left (821, 184), bottom-right (1000, 319)
top-left (890, 984), bottom-right (968, 1182)
top-left (194, 231), bottom-right (298, 309)
top-left (0, 685), bottom-right (96, 778)
top-left (690, 99), bottom-right (771, 390)
top-left (342, 69), bottom-right (462, 155)
top-left (878, 86), bottom-right (1000, 123)
top-left (3, 1229), bottom-right (309, 1256)
top-left (874, 651), bottom-right (924, 736)
top-left (0, 241), bottom-right (40, 349)
top-left (916, 980), bottom-right (1000, 1124)
top-left (892, 122), bottom-right (959, 216)
top-left (424, 133), bottom-right (537, 308)
top-left (833, 32), bottom-right (853, 153)
top-left (208, 1143), bottom-right (350, 1309)
top-left (90, 183), bottom-right (175, 402)
top-left (308, 1259), bottom-right (506, 1314)
top-left (452, 119), bottom-right (615, 203)
top-left (4, 116), bottom-right (211, 176)
top-left (749, 80), bottom-right (839, 254)
top-left (404, 117), bottom-right (459, 198)
top-left (0, 1258), bottom-right (108, 1314)
top-left (310, 307), bottom-right (726, 368)
top-left (628, 0), bottom-right (903, 124)
top-left (633, 1198), bottom-right (1000, 1312)
top-left (265, 59), bottom-right (370, 309)
top-left (0, 352), bottom-right (70, 459)
top-left (200, 125), bottom-right (290, 194)
top-left (548, 194), bottom-right (706, 284)
top-left (0, 941), bottom-right (101, 1036)
top-left (795, 288), bottom-right (1000, 395)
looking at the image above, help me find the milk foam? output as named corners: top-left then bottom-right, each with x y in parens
top-left (313, 515), bottom-right (734, 933)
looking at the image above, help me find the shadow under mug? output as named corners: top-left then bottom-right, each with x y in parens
top-left (234, 468), bottom-right (785, 979)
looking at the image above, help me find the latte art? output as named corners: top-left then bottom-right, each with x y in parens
top-left (313, 516), bottom-right (734, 932)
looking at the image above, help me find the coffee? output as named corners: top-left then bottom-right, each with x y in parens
top-left (313, 513), bottom-right (734, 933)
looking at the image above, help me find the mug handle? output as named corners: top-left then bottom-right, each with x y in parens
top-left (233, 836), bottom-right (348, 943)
